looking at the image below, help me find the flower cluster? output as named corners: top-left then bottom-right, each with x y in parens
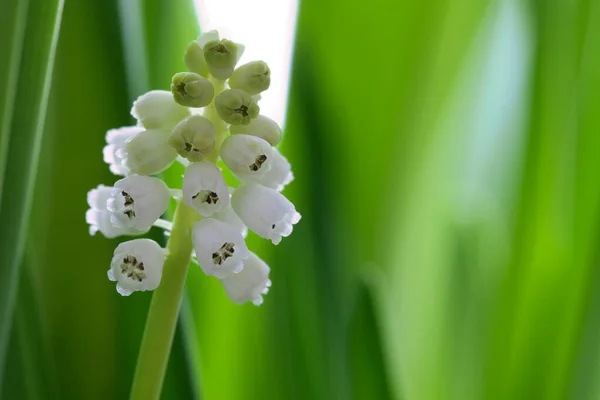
top-left (86, 30), bottom-right (300, 305)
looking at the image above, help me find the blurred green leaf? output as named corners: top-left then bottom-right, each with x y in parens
top-left (0, 0), bottom-right (64, 390)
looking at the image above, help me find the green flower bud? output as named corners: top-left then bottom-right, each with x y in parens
top-left (184, 41), bottom-right (210, 77)
top-left (171, 72), bottom-right (214, 108)
top-left (230, 115), bottom-right (281, 146)
top-left (229, 61), bottom-right (271, 95)
top-left (169, 115), bottom-right (216, 162)
top-left (215, 89), bottom-right (260, 125)
top-left (203, 39), bottom-right (240, 80)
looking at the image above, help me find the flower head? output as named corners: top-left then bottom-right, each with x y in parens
top-left (109, 239), bottom-right (165, 296)
top-left (106, 175), bottom-right (170, 231)
top-left (192, 218), bottom-right (249, 278)
top-left (232, 183), bottom-right (301, 245)
top-left (182, 162), bottom-right (229, 216)
top-left (92, 28), bottom-right (299, 306)
top-left (221, 252), bottom-right (271, 305)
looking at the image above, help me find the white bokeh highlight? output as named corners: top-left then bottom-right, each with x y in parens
top-left (195, 0), bottom-right (298, 126)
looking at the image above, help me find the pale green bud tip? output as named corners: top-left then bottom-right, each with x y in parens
top-left (229, 61), bottom-right (271, 95)
top-left (184, 41), bottom-right (209, 77)
top-left (171, 72), bottom-right (214, 108)
top-left (230, 115), bottom-right (281, 146)
top-left (169, 115), bottom-right (216, 162)
top-left (204, 39), bottom-right (240, 80)
top-left (215, 89), bottom-right (260, 125)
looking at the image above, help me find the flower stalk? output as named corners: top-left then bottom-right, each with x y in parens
top-left (129, 201), bottom-right (198, 400)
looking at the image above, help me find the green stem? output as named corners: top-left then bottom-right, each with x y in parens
top-left (129, 201), bottom-right (198, 400)
top-left (205, 78), bottom-right (228, 162)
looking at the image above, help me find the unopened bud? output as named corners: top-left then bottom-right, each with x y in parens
top-left (184, 41), bottom-right (210, 77)
top-left (229, 61), bottom-right (271, 95)
top-left (203, 39), bottom-right (240, 80)
top-left (214, 89), bottom-right (260, 125)
top-left (169, 115), bottom-right (216, 162)
top-left (230, 115), bottom-right (281, 146)
top-left (171, 72), bottom-right (214, 108)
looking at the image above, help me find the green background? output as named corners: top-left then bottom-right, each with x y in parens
top-left (2, 0), bottom-right (600, 399)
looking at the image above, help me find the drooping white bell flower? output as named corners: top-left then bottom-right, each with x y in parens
top-left (232, 183), bottom-right (301, 245)
top-left (182, 162), bottom-right (229, 216)
top-left (220, 252), bottom-right (271, 306)
top-left (121, 129), bottom-right (178, 175)
top-left (213, 201), bottom-right (248, 238)
top-left (108, 238), bottom-right (165, 296)
top-left (229, 115), bottom-right (281, 146)
top-left (220, 134), bottom-right (274, 182)
top-left (259, 148), bottom-right (294, 192)
top-left (131, 90), bottom-right (190, 131)
top-left (192, 218), bottom-right (249, 278)
top-left (103, 126), bottom-right (143, 176)
top-left (86, 185), bottom-right (148, 238)
top-left (106, 175), bottom-right (170, 231)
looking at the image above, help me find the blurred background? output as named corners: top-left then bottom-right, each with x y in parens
top-left (1, 0), bottom-right (600, 399)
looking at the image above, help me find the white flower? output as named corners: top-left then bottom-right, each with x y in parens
top-left (220, 134), bottom-right (274, 182)
top-left (232, 183), bottom-right (301, 245)
top-left (121, 129), bottom-right (178, 175)
top-left (131, 90), bottom-right (190, 131)
top-left (214, 202), bottom-right (248, 238)
top-left (192, 218), bottom-right (249, 278)
top-left (103, 126), bottom-right (143, 176)
top-left (86, 185), bottom-right (148, 238)
top-left (230, 115), bottom-right (281, 146)
top-left (221, 252), bottom-right (271, 305)
top-left (259, 148), bottom-right (294, 192)
top-left (108, 239), bottom-right (165, 296)
top-left (106, 175), bottom-right (170, 231)
top-left (182, 162), bottom-right (229, 216)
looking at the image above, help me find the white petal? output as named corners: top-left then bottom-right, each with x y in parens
top-left (106, 126), bottom-right (143, 145)
top-left (182, 162), bottom-right (229, 216)
top-left (232, 183), bottom-right (301, 245)
top-left (229, 115), bottom-right (281, 146)
top-left (220, 252), bottom-right (271, 305)
top-left (192, 218), bottom-right (249, 278)
top-left (197, 30), bottom-right (220, 48)
top-left (110, 239), bottom-right (165, 295)
top-left (86, 208), bottom-right (148, 238)
top-left (103, 127), bottom-right (141, 176)
top-left (258, 149), bottom-right (294, 192)
top-left (213, 202), bottom-right (248, 238)
top-left (107, 175), bottom-right (170, 231)
top-left (122, 129), bottom-right (177, 175)
top-left (131, 90), bottom-right (190, 131)
top-left (87, 185), bottom-right (113, 209)
top-left (220, 134), bottom-right (274, 182)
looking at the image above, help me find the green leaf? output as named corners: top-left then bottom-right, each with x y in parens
top-left (0, 0), bottom-right (64, 389)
